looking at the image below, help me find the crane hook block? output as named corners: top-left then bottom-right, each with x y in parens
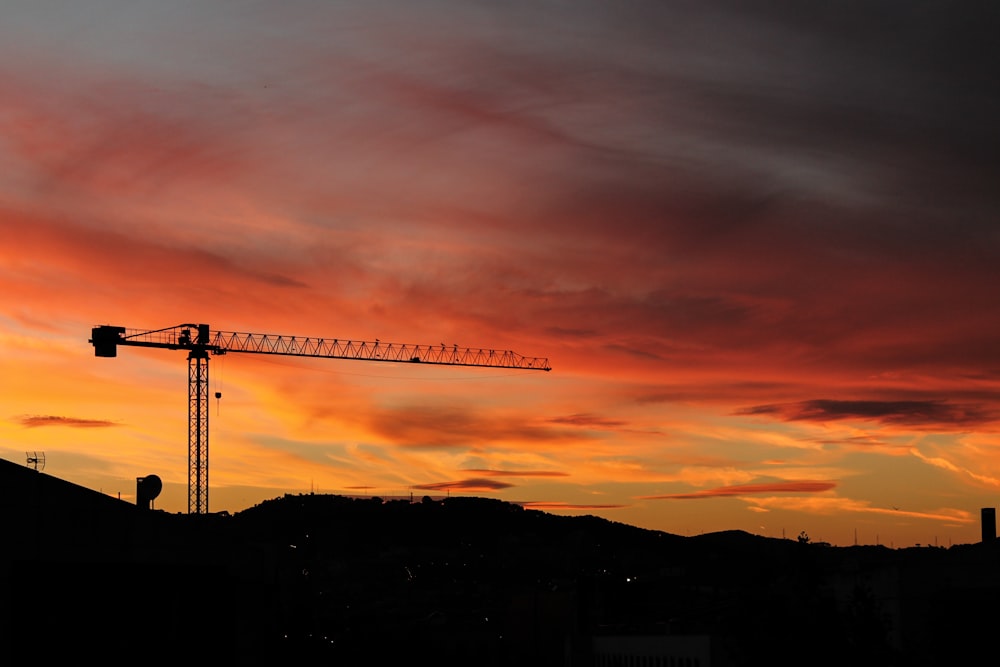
top-left (91, 325), bottom-right (126, 357)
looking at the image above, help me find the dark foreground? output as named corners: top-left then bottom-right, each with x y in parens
top-left (3, 461), bottom-right (999, 665)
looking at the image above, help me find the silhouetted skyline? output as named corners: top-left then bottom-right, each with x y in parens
top-left (5, 458), bottom-right (999, 665)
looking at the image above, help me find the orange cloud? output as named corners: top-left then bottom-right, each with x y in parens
top-left (366, 405), bottom-right (577, 449)
top-left (462, 468), bottom-right (569, 478)
top-left (643, 480), bottom-right (837, 500)
top-left (547, 413), bottom-right (628, 429)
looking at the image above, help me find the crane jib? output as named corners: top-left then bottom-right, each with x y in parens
top-left (90, 324), bottom-right (551, 370)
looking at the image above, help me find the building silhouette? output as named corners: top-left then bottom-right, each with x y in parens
top-left (981, 507), bottom-right (996, 543)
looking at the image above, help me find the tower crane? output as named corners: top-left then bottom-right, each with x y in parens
top-left (89, 323), bottom-right (551, 514)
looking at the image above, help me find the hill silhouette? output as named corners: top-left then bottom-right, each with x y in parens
top-left (3, 458), bottom-right (999, 665)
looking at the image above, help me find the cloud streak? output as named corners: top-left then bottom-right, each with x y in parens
top-left (16, 415), bottom-right (119, 429)
top-left (737, 400), bottom-right (999, 430)
top-left (412, 478), bottom-right (514, 492)
top-left (519, 501), bottom-right (628, 511)
top-left (643, 481), bottom-right (837, 500)
top-left (462, 469), bottom-right (569, 478)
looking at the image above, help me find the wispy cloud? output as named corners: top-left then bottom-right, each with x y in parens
top-left (643, 480), bottom-right (836, 500)
top-left (412, 478), bottom-right (514, 492)
top-left (547, 413), bottom-right (628, 429)
top-left (462, 468), bottom-right (569, 478)
top-left (911, 448), bottom-right (1000, 489)
top-left (747, 495), bottom-right (974, 525)
top-left (520, 501), bottom-right (628, 511)
top-left (368, 405), bottom-right (575, 449)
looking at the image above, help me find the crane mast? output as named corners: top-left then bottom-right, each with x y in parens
top-left (90, 323), bottom-right (551, 514)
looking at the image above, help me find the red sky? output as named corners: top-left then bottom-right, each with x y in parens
top-left (2, 1), bottom-right (999, 547)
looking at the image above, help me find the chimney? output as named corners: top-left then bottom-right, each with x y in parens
top-left (981, 507), bottom-right (996, 543)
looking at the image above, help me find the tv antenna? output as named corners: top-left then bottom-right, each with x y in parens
top-left (26, 451), bottom-right (46, 471)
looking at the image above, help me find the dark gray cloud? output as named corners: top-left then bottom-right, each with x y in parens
top-left (737, 399), bottom-right (998, 429)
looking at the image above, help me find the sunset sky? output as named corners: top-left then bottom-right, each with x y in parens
top-left (2, 1), bottom-right (998, 547)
